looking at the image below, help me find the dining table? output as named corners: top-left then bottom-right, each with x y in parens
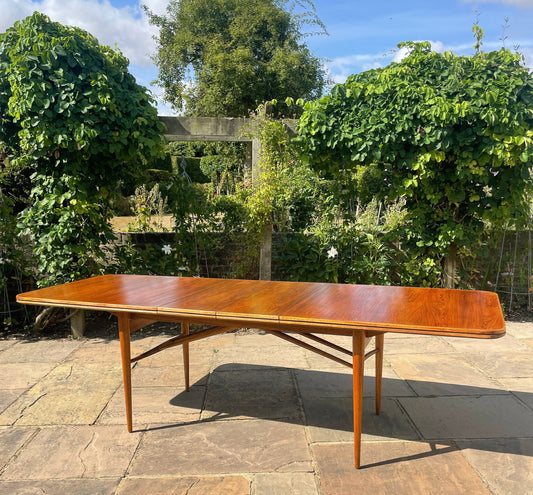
top-left (16, 274), bottom-right (506, 468)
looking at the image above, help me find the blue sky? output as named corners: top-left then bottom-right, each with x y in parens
top-left (1, 0), bottom-right (532, 114)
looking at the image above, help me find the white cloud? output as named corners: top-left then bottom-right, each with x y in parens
top-left (327, 36), bottom-right (532, 88)
top-left (326, 41), bottom-right (450, 83)
top-left (517, 46), bottom-right (533, 69)
top-left (0, 0), bottom-right (158, 67)
top-left (0, 0), bottom-right (34, 29)
top-left (326, 51), bottom-right (394, 84)
top-left (142, 0), bottom-right (169, 16)
top-left (0, 0), bottom-right (177, 113)
top-left (392, 40), bottom-right (447, 63)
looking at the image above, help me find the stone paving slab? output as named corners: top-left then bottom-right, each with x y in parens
top-left (115, 475), bottom-right (251, 495)
top-left (0, 340), bottom-right (17, 352)
top-left (0, 362), bottom-right (55, 390)
top-left (132, 363), bottom-right (211, 386)
top-left (465, 351), bottom-right (533, 378)
top-left (189, 332), bottom-right (236, 350)
top-left (201, 368), bottom-right (302, 421)
top-left (0, 427), bottom-right (36, 469)
top-left (313, 442), bottom-right (493, 494)
top-left (399, 394), bottom-right (533, 439)
top-left (304, 397), bottom-right (420, 443)
top-left (383, 335), bottom-right (455, 355)
top-left (456, 438), bottom-right (533, 495)
top-left (387, 353), bottom-right (503, 396)
top-left (0, 339), bottom-right (81, 363)
top-left (252, 473), bottom-right (318, 495)
top-left (136, 344), bottom-right (217, 367)
top-left (129, 419), bottom-right (313, 475)
top-left (0, 479), bottom-right (120, 495)
top-left (0, 390), bottom-right (24, 415)
top-left (303, 349), bottom-right (354, 371)
top-left (505, 321), bottom-right (533, 339)
top-left (213, 343), bottom-right (310, 370)
top-left (0, 363), bottom-right (122, 426)
top-left (295, 366), bottom-right (416, 399)
top-left (64, 339), bottom-right (124, 363)
top-left (445, 333), bottom-right (531, 353)
top-left (0, 327), bottom-right (531, 493)
top-left (234, 331), bottom-right (287, 347)
top-left (98, 385), bottom-right (205, 426)
top-left (1, 425), bottom-right (140, 480)
top-left (496, 376), bottom-right (533, 409)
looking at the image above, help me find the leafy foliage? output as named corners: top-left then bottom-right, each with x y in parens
top-left (127, 184), bottom-right (168, 232)
top-left (242, 104), bottom-right (323, 235)
top-left (0, 12), bottom-right (165, 286)
top-left (298, 41), bottom-right (533, 285)
top-left (145, 0), bottom-right (327, 116)
top-left (276, 197), bottom-right (410, 285)
top-left (0, 188), bottom-right (34, 329)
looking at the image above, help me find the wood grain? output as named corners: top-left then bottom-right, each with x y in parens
top-left (17, 275), bottom-right (505, 338)
top-left (16, 274), bottom-right (506, 469)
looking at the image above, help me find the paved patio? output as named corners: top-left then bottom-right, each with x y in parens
top-left (0, 319), bottom-right (532, 494)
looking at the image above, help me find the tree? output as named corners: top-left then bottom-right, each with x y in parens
top-left (145, 0), bottom-right (327, 116)
top-left (297, 41), bottom-right (533, 287)
top-left (0, 12), bottom-right (165, 286)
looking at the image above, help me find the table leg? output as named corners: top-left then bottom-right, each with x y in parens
top-left (118, 313), bottom-right (133, 433)
top-left (353, 330), bottom-right (365, 469)
top-left (182, 322), bottom-right (190, 391)
top-left (375, 333), bottom-right (384, 415)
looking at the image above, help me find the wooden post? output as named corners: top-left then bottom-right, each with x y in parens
top-left (252, 134), bottom-right (273, 281)
top-left (443, 243), bottom-right (458, 289)
top-left (70, 309), bottom-right (85, 338)
top-left (259, 222), bottom-right (272, 281)
top-left (251, 138), bottom-right (261, 183)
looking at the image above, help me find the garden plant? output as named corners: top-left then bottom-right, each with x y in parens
top-left (0, 12), bottom-right (165, 289)
top-left (297, 37), bottom-right (533, 287)
top-left (2, 12), bottom-right (533, 333)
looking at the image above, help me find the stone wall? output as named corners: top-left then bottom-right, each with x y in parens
top-left (113, 229), bottom-right (533, 295)
top-left (114, 231), bottom-right (286, 280)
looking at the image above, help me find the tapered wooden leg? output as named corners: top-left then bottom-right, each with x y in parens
top-left (375, 333), bottom-right (384, 415)
top-left (118, 313), bottom-right (133, 433)
top-left (182, 322), bottom-right (190, 391)
top-left (353, 331), bottom-right (365, 469)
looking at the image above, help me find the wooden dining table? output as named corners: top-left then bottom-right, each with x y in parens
top-left (16, 274), bottom-right (505, 468)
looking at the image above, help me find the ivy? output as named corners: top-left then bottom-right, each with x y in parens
top-left (0, 13), bottom-right (166, 286)
top-left (242, 103), bottom-right (323, 235)
top-left (297, 40), bottom-right (533, 286)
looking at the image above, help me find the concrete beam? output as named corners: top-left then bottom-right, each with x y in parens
top-left (160, 116), bottom-right (252, 142)
top-left (159, 116), bottom-right (296, 142)
top-left (158, 115), bottom-right (297, 282)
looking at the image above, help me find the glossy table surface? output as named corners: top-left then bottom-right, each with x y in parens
top-left (17, 274), bottom-right (505, 338)
top-left (17, 274), bottom-right (506, 468)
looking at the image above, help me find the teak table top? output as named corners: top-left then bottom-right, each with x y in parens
top-left (17, 274), bottom-right (505, 338)
top-left (16, 274), bottom-right (506, 468)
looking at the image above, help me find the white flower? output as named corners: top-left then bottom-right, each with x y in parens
top-left (327, 247), bottom-right (338, 258)
top-left (483, 185), bottom-right (493, 197)
top-left (161, 245), bottom-right (173, 255)
top-left (0, 257), bottom-right (3, 264)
